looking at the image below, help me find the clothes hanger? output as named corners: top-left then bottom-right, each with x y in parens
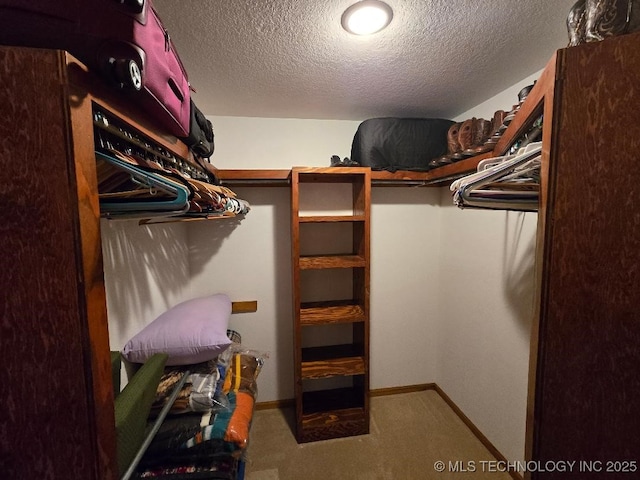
top-left (96, 150), bottom-right (191, 215)
top-left (451, 142), bottom-right (542, 211)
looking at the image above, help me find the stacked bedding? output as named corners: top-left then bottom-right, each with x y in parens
top-left (134, 345), bottom-right (266, 479)
top-left (119, 294), bottom-right (266, 480)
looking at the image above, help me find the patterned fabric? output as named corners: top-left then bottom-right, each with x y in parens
top-left (226, 329), bottom-right (241, 344)
top-left (136, 454), bottom-right (238, 479)
top-left (183, 351), bottom-right (264, 450)
top-left (137, 346), bottom-right (265, 478)
top-left (151, 360), bottom-right (222, 415)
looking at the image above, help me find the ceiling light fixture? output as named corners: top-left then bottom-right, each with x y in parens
top-left (341, 0), bottom-right (393, 35)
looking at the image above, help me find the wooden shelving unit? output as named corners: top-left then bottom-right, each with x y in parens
top-left (217, 151), bottom-right (495, 188)
top-left (291, 166), bottom-right (371, 443)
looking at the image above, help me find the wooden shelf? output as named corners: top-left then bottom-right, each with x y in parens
top-left (300, 300), bottom-right (366, 325)
top-left (299, 215), bottom-right (366, 223)
top-left (299, 387), bottom-right (368, 442)
top-left (299, 409), bottom-right (368, 443)
top-left (370, 151), bottom-right (496, 186)
top-left (301, 346), bottom-right (365, 379)
top-left (299, 254), bottom-right (366, 269)
top-left (217, 169), bottom-right (290, 186)
top-left (294, 166), bottom-right (371, 182)
top-left (217, 151), bottom-right (497, 188)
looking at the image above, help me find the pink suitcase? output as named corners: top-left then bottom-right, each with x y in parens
top-left (0, 0), bottom-right (191, 137)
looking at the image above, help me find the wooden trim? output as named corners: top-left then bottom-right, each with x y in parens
top-left (433, 385), bottom-right (523, 480)
top-left (231, 301), bottom-right (258, 314)
top-left (370, 383), bottom-right (435, 397)
top-left (371, 151), bottom-right (495, 186)
top-left (217, 169), bottom-right (291, 186)
top-left (68, 59), bottom-right (119, 480)
top-left (255, 398), bottom-right (295, 411)
top-left (524, 48), bottom-right (561, 477)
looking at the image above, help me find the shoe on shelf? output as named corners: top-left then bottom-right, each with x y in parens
top-left (463, 118), bottom-right (492, 156)
top-left (330, 155), bottom-right (360, 167)
top-left (330, 155), bottom-right (343, 166)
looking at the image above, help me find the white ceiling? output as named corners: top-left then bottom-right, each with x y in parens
top-left (153, 0), bottom-right (577, 121)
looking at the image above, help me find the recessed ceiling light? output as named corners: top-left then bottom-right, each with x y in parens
top-left (341, 0), bottom-right (393, 36)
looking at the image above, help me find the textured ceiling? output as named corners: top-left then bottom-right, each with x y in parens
top-left (153, 0), bottom-right (577, 121)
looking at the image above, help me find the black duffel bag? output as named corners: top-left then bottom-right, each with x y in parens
top-left (182, 99), bottom-right (215, 158)
top-left (350, 117), bottom-right (453, 172)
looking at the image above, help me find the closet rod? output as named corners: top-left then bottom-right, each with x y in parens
top-left (120, 370), bottom-right (191, 480)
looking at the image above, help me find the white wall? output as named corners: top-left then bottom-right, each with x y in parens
top-left (102, 219), bottom-right (191, 351)
top-left (370, 188), bottom-right (441, 389)
top-left (186, 187), bottom-right (293, 402)
top-left (435, 201), bottom-right (536, 463)
top-left (209, 116), bottom-right (358, 168)
top-left (454, 70), bottom-right (541, 121)
top-left (102, 219), bottom-right (194, 392)
top-left (436, 73), bottom-right (543, 463)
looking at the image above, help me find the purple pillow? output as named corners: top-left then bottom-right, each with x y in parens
top-left (122, 294), bottom-right (232, 366)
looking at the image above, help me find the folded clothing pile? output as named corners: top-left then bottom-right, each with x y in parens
top-left (134, 344), bottom-right (267, 479)
top-left (150, 359), bottom-right (224, 416)
top-left (118, 294), bottom-right (267, 479)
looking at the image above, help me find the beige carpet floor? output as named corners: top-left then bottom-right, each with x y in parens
top-left (243, 390), bottom-right (513, 480)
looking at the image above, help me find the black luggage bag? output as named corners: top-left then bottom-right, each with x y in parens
top-left (182, 100), bottom-right (215, 159)
top-left (350, 117), bottom-right (454, 172)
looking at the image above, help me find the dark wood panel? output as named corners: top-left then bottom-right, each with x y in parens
top-left (533, 32), bottom-right (640, 478)
top-left (68, 66), bottom-right (117, 479)
top-left (524, 49), bottom-right (559, 469)
top-left (0, 47), bottom-right (110, 480)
